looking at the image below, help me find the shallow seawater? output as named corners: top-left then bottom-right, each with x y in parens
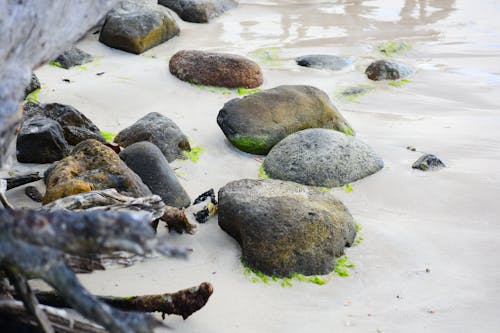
top-left (12, 1), bottom-right (500, 332)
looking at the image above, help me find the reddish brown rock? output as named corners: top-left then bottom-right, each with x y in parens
top-left (169, 50), bottom-right (263, 88)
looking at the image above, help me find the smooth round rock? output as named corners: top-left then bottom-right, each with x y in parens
top-left (217, 85), bottom-right (354, 155)
top-left (263, 128), bottom-right (384, 187)
top-left (169, 50), bottom-right (263, 88)
top-left (365, 60), bottom-right (412, 81)
top-left (119, 141), bottom-right (191, 208)
top-left (158, 0), bottom-right (238, 23)
top-left (412, 154), bottom-right (446, 171)
top-left (218, 179), bottom-right (357, 277)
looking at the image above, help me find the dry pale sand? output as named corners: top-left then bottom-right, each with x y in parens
top-left (6, 0), bottom-right (500, 332)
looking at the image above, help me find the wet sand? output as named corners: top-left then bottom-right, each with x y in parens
top-left (10, 0), bottom-right (500, 332)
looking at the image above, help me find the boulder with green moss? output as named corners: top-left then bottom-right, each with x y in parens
top-left (99, 1), bottom-right (179, 54)
top-left (217, 85), bottom-right (354, 155)
top-left (52, 46), bottom-right (93, 69)
top-left (43, 139), bottom-right (151, 204)
top-left (263, 128), bottom-right (384, 187)
top-left (169, 50), bottom-right (263, 88)
top-left (158, 0), bottom-right (238, 23)
top-left (218, 179), bottom-right (356, 277)
top-left (23, 73), bottom-right (40, 99)
top-left (114, 112), bottom-right (190, 162)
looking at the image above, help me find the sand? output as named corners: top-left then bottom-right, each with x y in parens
top-left (5, 0), bottom-right (500, 332)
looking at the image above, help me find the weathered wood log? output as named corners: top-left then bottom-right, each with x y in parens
top-left (5, 173), bottom-right (43, 190)
top-left (25, 282), bottom-right (214, 320)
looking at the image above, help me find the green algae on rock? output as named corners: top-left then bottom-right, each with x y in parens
top-left (377, 41), bottom-right (411, 56)
top-left (218, 179), bottom-right (357, 277)
top-left (217, 85), bottom-right (354, 155)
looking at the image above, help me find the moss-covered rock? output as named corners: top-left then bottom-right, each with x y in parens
top-left (23, 73), bottom-right (40, 99)
top-left (99, 1), bottom-right (179, 54)
top-left (218, 179), bottom-right (356, 277)
top-left (216, 85), bottom-right (354, 155)
top-left (169, 50), bottom-right (263, 88)
top-left (43, 139), bottom-right (151, 204)
top-left (114, 112), bottom-right (190, 163)
top-left (158, 0), bottom-right (238, 23)
top-left (263, 128), bottom-right (384, 187)
top-left (53, 47), bottom-right (93, 69)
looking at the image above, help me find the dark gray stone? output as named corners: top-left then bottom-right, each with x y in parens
top-left (99, 1), bottom-right (180, 54)
top-left (119, 141), bottom-right (190, 208)
top-left (16, 116), bottom-right (70, 163)
top-left (114, 112), bottom-right (190, 162)
top-left (218, 179), bottom-right (356, 277)
top-left (22, 102), bottom-right (105, 145)
top-left (296, 55), bottom-right (352, 71)
top-left (217, 85), bottom-right (354, 155)
top-left (158, 0), bottom-right (238, 23)
top-left (412, 154), bottom-right (446, 171)
top-left (365, 60), bottom-right (412, 81)
top-left (263, 128), bottom-right (384, 187)
top-left (53, 47), bottom-right (93, 69)
top-left (23, 73), bottom-right (41, 98)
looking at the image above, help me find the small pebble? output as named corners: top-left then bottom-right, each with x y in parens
top-left (426, 268), bottom-right (431, 273)
top-left (62, 78), bottom-right (71, 83)
top-left (406, 146), bottom-right (416, 151)
top-left (24, 185), bottom-right (43, 202)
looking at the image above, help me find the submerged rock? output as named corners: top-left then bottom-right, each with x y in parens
top-left (158, 0), bottom-right (238, 23)
top-left (218, 179), bottom-right (357, 277)
top-left (120, 142), bottom-right (191, 208)
top-left (24, 102), bottom-right (105, 145)
top-left (263, 128), bottom-right (384, 187)
top-left (365, 60), bottom-right (412, 81)
top-left (114, 112), bottom-right (190, 163)
top-left (99, 1), bottom-right (180, 54)
top-left (23, 73), bottom-right (41, 98)
top-left (53, 47), bottom-right (93, 69)
top-left (43, 139), bottom-right (151, 204)
top-left (217, 85), bottom-right (354, 155)
top-left (296, 55), bottom-right (352, 71)
top-left (16, 116), bottom-right (70, 164)
top-left (169, 50), bottom-right (263, 88)
top-left (412, 154), bottom-right (446, 171)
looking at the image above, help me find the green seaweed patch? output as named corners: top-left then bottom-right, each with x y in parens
top-left (49, 61), bottom-right (63, 68)
top-left (318, 187), bottom-right (332, 193)
top-left (388, 78), bottom-right (410, 87)
top-left (249, 47), bottom-right (283, 66)
top-left (333, 256), bottom-right (355, 277)
top-left (343, 126), bottom-right (355, 136)
top-left (231, 135), bottom-right (269, 155)
top-left (190, 83), bottom-right (234, 95)
top-left (182, 146), bottom-right (205, 163)
top-left (237, 87), bottom-right (261, 95)
top-left (79, 65), bottom-right (88, 70)
top-left (100, 131), bottom-right (116, 142)
top-left (241, 261), bottom-right (329, 287)
top-left (258, 164), bottom-right (269, 179)
top-left (353, 221), bottom-right (364, 246)
top-left (342, 183), bottom-right (353, 193)
top-left (336, 85), bottom-right (374, 102)
top-left (378, 41), bottom-right (411, 56)
top-left (25, 89), bottom-right (40, 103)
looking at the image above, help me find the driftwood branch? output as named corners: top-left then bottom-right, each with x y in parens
top-left (5, 172), bottom-right (43, 190)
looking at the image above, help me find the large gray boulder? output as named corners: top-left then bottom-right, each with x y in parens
top-left (158, 0), bottom-right (238, 23)
top-left (99, 1), bottom-right (180, 54)
top-left (218, 179), bottom-right (357, 277)
top-left (114, 112), bottom-right (190, 162)
top-left (263, 128), bottom-right (384, 187)
top-left (119, 142), bottom-right (191, 208)
top-left (217, 85), bottom-right (354, 155)
top-left (0, 0), bottom-right (119, 167)
top-left (169, 50), bottom-right (263, 88)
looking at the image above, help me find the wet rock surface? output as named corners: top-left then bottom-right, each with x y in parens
top-left (263, 128), bottom-right (384, 187)
top-left (296, 55), bottom-right (352, 71)
top-left (119, 141), bottom-right (191, 208)
top-left (23, 73), bottom-right (40, 98)
top-left (169, 50), bottom-right (263, 88)
top-left (217, 85), bottom-right (354, 155)
top-left (43, 139), bottom-right (152, 204)
top-left (99, 1), bottom-right (180, 54)
top-left (412, 154), bottom-right (446, 171)
top-left (158, 0), bottom-right (238, 23)
top-left (114, 112), bottom-right (190, 163)
top-left (365, 60), bottom-right (412, 81)
top-left (23, 102), bottom-right (105, 145)
top-left (218, 179), bottom-right (357, 277)
top-left (53, 47), bottom-right (93, 69)
top-left (16, 116), bottom-right (70, 164)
